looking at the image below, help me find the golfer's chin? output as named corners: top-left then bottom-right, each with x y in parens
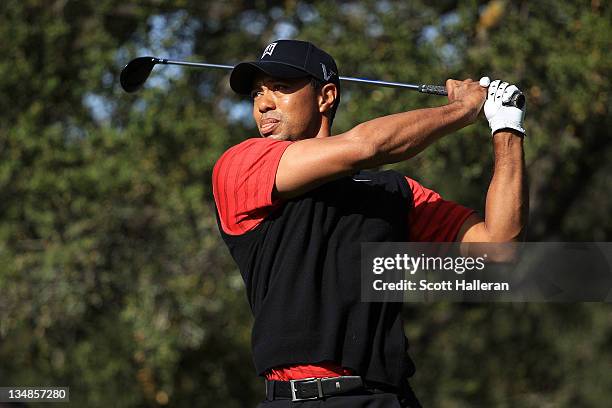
top-left (259, 128), bottom-right (306, 141)
top-left (263, 132), bottom-right (291, 141)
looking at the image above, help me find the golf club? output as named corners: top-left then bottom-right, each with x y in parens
top-left (120, 56), bottom-right (525, 108)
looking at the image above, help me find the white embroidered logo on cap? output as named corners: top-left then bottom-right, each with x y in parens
top-left (321, 63), bottom-right (336, 81)
top-left (261, 42), bottom-right (278, 59)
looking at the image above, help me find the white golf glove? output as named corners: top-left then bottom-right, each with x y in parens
top-left (482, 78), bottom-right (526, 136)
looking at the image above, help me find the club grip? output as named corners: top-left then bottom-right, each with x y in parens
top-left (419, 84), bottom-right (448, 96)
top-left (507, 92), bottom-right (526, 109)
top-left (420, 84), bottom-right (526, 109)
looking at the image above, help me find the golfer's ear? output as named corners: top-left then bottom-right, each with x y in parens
top-left (319, 83), bottom-right (337, 114)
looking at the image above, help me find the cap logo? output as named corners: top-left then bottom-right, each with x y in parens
top-left (261, 42), bottom-right (278, 59)
top-left (321, 63), bottom-right (336, 81)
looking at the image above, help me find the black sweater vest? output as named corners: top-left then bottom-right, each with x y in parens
top-left (216, 170), bottom-right (416, 387)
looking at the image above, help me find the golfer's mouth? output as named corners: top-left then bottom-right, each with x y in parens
top-left (260, 119), bottom-right (280, 136)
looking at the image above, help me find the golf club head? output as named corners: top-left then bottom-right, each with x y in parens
top-left (120, 57), bottom-right (160, 93)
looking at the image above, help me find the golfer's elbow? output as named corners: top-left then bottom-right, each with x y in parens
top-left (488, 225), bottom-right (527, 243)
top-left (483, 225), bottom-right (526, 262)
top-left (344, 123), bottom-right (388, 168)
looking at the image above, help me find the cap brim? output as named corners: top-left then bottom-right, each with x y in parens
top-left (230, 61), bottom-right (310, 95)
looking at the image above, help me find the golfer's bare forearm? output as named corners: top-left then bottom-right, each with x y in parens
top-left (275, 87), bottom-right (482, 198)
top-left (482, 131), bottom-right (528, 241)
top-left (351, 101), bottom-right (473, 167)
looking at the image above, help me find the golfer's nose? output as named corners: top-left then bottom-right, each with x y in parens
top-left (257, 89), bottom-right (275, 113)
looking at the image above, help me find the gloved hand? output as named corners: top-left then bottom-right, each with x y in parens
top-left (482, 78), bottom-right (526, 136)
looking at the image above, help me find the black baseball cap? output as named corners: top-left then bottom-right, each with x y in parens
top-left (230, 39), bottom-right (341, 95)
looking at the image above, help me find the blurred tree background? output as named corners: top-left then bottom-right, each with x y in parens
top-left (0, 0), bottom-right (610, 406)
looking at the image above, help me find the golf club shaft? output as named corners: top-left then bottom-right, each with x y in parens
top-left (162, 59), bottom-right (234, 71)
top-left (158, 59), bottom-right (446, 95)
top-left (122, 56), bottom-right (524, 107)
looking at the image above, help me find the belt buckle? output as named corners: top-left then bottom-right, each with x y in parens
top-left (290, 377), bottom-right (323, 402)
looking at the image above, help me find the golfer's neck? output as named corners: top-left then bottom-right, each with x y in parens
top-left (313, 118), bottom-right (332, 139)
top-left (313, 128), bottom-right (331, 139)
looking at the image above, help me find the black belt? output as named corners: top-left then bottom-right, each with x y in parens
top-left (265, 376), bottom-right (365, 401)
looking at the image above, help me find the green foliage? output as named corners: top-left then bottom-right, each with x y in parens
top-left (0, 0), bottom-right (610, 407)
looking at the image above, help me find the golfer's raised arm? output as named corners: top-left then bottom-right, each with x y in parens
top-left (275, 79), bottom-right (486, 199)
top-left (457, 80), bottom-right (529, 246)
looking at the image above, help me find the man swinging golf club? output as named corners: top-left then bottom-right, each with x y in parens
top-left (212, 40), bottom-right (528, 407)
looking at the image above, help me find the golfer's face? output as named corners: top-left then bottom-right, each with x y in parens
top-left (251, 74), bottom-right (321, 141)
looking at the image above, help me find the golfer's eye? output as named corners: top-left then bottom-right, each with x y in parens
top-left (250, 89), bottom-right (263, 99)
top-left (272, 83), bottom-right (287, 92)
